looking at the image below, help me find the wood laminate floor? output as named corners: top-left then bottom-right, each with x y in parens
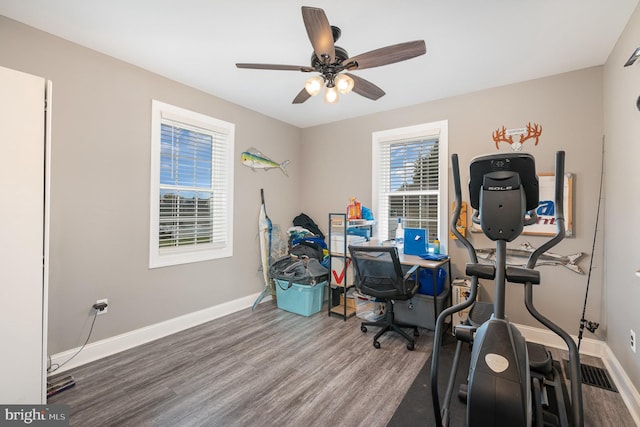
top-left (48, 300), bottom-right (636, 426)
top-left (48, 300), bottom-right (432, 426)
top-left (547, 347), bottom-right (637, 427)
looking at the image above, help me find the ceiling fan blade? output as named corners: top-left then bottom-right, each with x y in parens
top-left (345, 73), bottom-right (385, 100)
top-left (301, 6), bottom-right (335, 64)
top-left (344, 40), bottom-right (426, 71)
top-left (236, 63), bottom-right (315, 72)
top-left (292, 88), bottom-right (312, 104)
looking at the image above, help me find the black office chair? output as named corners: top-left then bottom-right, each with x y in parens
top-left (349, 245), bottom-right (420, 351)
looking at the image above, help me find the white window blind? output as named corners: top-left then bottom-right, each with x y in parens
top-left (150, 100), bottom-right (234, 268)
top-left (372, 121), bottom-right (448, 250)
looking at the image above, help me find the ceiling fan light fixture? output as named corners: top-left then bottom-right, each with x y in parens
top-left (304, 75), bottom-right (324, 96)
top-left (324, 86), bottom-right (339, 104)
top-left (335, 74), bottom-right (354, 94)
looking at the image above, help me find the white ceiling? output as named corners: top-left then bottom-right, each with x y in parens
top-left (1, 0), bottom-right (638, 128)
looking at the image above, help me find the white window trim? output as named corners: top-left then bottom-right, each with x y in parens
top-left (149, 100), bottom-right (234, 268)
top-left (372, 120), bottom-right (448, 253)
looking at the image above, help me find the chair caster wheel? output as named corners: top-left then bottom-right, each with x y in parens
top-left (361, 325), bottom-right (367, 333)
top-left (407, 342), bottom-right (415, 351)
top-left (413, 329), bottom-right (420, 337)
top-left (373, 341), bottom-right (381, 349)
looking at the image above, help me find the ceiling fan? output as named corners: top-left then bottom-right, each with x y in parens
top-left (236, 6), bottom-right (427, 104)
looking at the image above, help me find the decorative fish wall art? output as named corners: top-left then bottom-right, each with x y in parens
top-left (241, 147), bottom-right (290, 176)
top-left (475, 241), bottom-right (586, 274)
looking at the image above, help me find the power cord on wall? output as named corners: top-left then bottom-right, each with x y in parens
top-left (48, 307), bottom-right (101, 374)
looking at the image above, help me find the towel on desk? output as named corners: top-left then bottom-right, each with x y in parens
top-left (419, 253), bottom-right (448, 261)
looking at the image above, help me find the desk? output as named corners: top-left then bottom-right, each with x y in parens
top-left (329, 242), bottom-right (451, 327)
top-left (397, 253), bottom-right (451, 328)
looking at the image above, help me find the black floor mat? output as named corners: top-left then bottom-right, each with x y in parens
top-left (388, 334), bottom-right (470, 427)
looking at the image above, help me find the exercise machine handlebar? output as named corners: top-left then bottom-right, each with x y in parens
top-left (431, 153), bottom-right (481, 426)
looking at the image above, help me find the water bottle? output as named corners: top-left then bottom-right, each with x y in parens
top-left (395, 218), bottom-right (404, 253)
top-left (433, 237), bottom-right (440, 255)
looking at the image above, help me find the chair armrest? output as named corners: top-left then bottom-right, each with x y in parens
top-left (403, 264), bottom-right (419, 281)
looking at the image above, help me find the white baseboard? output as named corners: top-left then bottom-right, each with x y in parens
top-left (514, 323), bottom-right (603, 357)
top-left (48, 292), bottom-right (271, 375)
top-left (601, 345), bottom-right (640, 427)
top-left (515, 323), bottom-right (640, 426)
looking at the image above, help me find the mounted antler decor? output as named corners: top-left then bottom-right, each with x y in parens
top-left (492, 122), bottom-right (542, 151)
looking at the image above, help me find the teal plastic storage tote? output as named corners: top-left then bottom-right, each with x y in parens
top-left (274, 279), bottom-right (325, 316)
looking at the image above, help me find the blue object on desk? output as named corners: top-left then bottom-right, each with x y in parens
top-left (404, 228), bottom-right (427, 255)
top-left (419, 253), bottom-right (449, 261)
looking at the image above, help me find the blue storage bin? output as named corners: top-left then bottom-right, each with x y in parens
top-left (274, 279), bottom-right (325, 316)
top-left (417, 268), bottom-right (447, 296)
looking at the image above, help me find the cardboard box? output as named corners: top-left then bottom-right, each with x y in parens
top-left (451, 278), bottom-right (477, 327)
top-left (330, 256), bottom-right (355, 287)
top-left (340, 292), bottom-right (356, 310)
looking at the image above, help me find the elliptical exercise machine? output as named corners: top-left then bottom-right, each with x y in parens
top-left (430, 151), bottom-right (584, 427)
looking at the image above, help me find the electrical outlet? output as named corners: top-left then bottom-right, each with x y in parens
top-left (631, 329), bottom-right (636, 353)
top-left (95, 298), bottom-right (108, 315)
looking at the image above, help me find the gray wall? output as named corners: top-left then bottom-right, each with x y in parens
top-left (603, 3), bottom-right (640, 394)
top-left (301, 67), bottom-right (605, 338)
top-left (0, 17), bottom-right (302, 354)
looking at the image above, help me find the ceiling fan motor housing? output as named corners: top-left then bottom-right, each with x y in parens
top-left (311, 45), bottom-right (349, 67)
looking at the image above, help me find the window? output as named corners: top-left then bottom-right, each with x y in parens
top-left (372, 121), bottom-right (448, 252)
top-left (149, 100), bottom-right (234, 268)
